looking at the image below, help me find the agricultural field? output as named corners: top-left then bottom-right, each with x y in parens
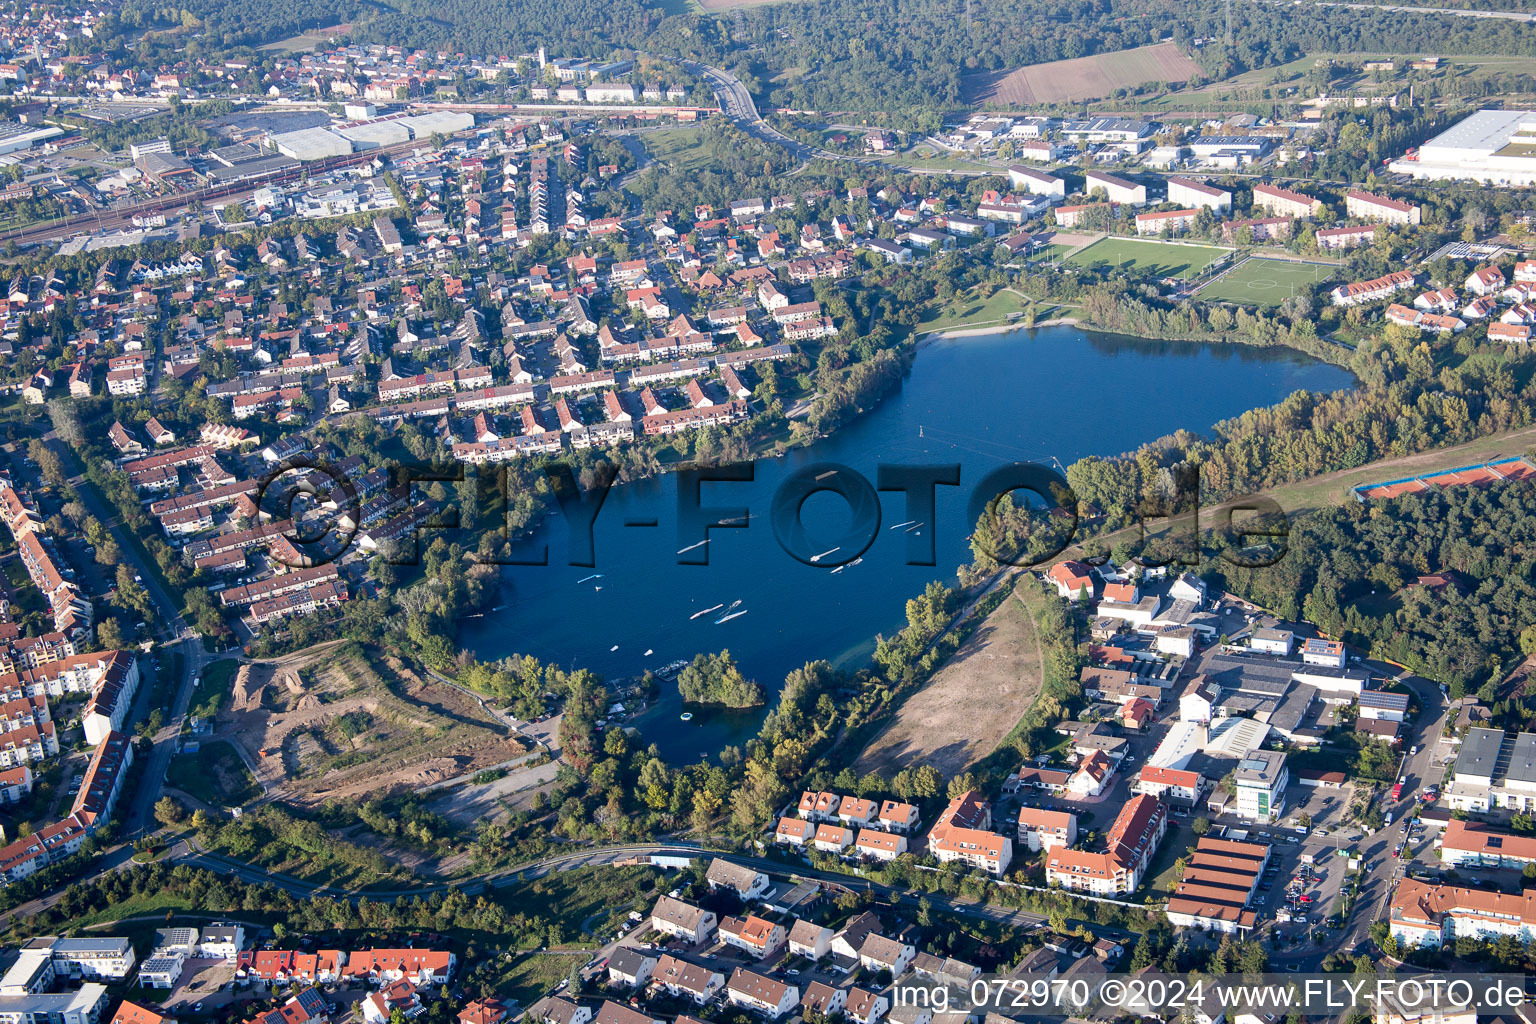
top-left (855, 590), bottom-right (1044, 778)
top-left (212, 641), bottom-right (524, 806)
top-left (1066, 237), bottom-right (1231, 278)
top-left (1197, 256), bottom-right (1336, 307)
top-left (963, 42), bottom-right (1200, 106)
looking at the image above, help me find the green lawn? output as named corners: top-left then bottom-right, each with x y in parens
top-left (640, 127), bottom-right (716, 173)
top-left (189, 658), bottom-right (238, 721)
top-left (1197, 256), bottom-right (1336, 307)
top-left (1066, 237), bottom-right (1231, 278)
top-left (166, 740), bottom-right (261, 808)
top-left (917, 287), bottom-right (1029, 334)
top-left (1144, 823), bottom-right (1199, 898)
top-left (868, 149), bottom-right (997, 173)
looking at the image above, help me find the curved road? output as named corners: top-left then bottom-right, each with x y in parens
top-left (674, 57), bottom-right (995, 176)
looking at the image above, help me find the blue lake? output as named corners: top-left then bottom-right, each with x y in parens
top-left (460, 326), bottom-right (1353, 762)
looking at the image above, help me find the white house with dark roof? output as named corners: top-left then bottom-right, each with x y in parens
top-left (787, 920), bottom-right (831, 960)
top-left (858, 933), bottom-right (915, 977)
top-left (1006, 165), bottom-right (1066, 197)
top-left (606, 948), bottom-right (657, 989)
top-left (1084, 170), bottom-right (1146, 206)
top-left (726, 968), bottom-right (799, 1018)
top-left (649, 896), bottom-right (717, 944)
top-left (705, 858), bottom-right (769, 900)
top-left (1167, 177), bottom-right (1231, 211)
top-left (1357, 688), bottom-right (1410, 722)
top-left (650, 955), bottom-right (724, 1004)
top-left (800, 982), bottom-right (847, 1018)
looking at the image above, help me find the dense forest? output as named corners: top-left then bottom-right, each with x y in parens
top-left (157, 0), bottom-right (1536, 118)
top-left (1220, 481), bottom-right (1536, 694)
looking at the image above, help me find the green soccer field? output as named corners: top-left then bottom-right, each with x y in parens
top-left (1197, 256), bottom-right (1337, 306)
top-left (1066, 237), bottom-right (1232, 278)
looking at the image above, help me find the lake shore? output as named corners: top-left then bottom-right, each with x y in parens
top-left (918, 316), bottom-right (1081, 345)
top-left (463, 325), bottom-right (1354, 762)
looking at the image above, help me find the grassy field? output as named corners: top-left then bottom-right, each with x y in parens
top-left (856, 589), bottom-right (1044, 777)
top-left (1197, 257), bottom-right (1336, 307)
top-left (640, 127), bottom-right (715, 173)
top-left (189, 658), bottom-right (237, 721)
top-left (964, 42), bottom-right (1200, 106)
top-left (1067, 237), bottom-right (1231, 278)
top-left (916, 287), bottom-right (1030, 334)
top-left (867, 147), bottom-right (998, 173)
top-left (166, 740), bottom-right (261, 808)
top-left (493, 953), bottom-right (589, 1006)
top-left (257, 24), bottom-right (351, 52)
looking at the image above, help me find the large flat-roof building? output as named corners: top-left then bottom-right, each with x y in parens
top-left (1446, 728), bottom-right (1536, 811)
top-left (0, 121), bottom-right (62, 155)
top-left (1392, 109), bottom-right (1536, 185)
top-left (271, 127), bottom-right (354, 162)
top-left (0, 984), bottom-right (108, 1024)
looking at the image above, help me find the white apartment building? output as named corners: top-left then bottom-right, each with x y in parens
top-left (1084, 170), bottom-right (1147, 205)
top-left (1167, 177), bottom-right (1231, 211)
top-left (1345, 189), bottom-right (1421, 225)
top-left (1016, 807), bottom-right (1077, 852)
top-left (50, 939), bottom-right (136, 981)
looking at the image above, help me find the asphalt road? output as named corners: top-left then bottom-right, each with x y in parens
top-left (45, 434), bottom-right (214, 839)
top-left (673, 57), bottom-right (994, 177)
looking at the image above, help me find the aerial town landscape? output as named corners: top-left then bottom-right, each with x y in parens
top-left (3, 1), bottom-right (1536, 1024)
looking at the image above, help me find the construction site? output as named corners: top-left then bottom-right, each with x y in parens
top-left (213, 641), bottom-right (527, 806)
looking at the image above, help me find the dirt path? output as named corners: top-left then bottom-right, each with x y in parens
top-left (855, 588), bottom-right (1045, 777)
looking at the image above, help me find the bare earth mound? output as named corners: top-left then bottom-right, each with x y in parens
top-left (963, 42), bottom-right (1200, 106)
top-left (856, 591), bottom-right (1044, 778)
